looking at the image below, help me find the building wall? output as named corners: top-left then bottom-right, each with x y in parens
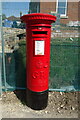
top-left (40, 1), bottom-right (79, 24)
top-left (60, 2), bottom-right (78, 24)
top-left (40, 2), bottom-right (56, 14)
top-left (78, 1), bottom-right (80, 21)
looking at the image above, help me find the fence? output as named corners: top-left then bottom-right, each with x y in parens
top-left (0, 2), bottom-right (2, 95)
top-left (0, 1), bottom-right (80, 94)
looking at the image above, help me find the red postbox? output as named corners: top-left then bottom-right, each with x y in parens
top-left (21, 13), bottom-right (56, 110)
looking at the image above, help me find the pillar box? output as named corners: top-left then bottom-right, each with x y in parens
top-left (21, 13), bottom-right (56, 110)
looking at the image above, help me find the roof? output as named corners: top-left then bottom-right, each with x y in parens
top-left (7, 16), bottom-right (20, 21)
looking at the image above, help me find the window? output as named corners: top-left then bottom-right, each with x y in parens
top-left (29, 2), bottom-right (40, 13)
top-left (56, 0), bottom-right (67, 17)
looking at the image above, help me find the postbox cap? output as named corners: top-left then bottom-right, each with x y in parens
top-left (21, 13), bottom-right (56, 25)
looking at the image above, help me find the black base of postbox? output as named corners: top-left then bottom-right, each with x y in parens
top-left (26, 88), bottom-right (48, 110)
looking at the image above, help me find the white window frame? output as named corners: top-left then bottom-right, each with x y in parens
top-left (56, 0), bottom-right (67, 17)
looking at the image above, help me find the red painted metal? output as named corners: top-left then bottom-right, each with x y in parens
top-left (21, 13), bottom-right (56, 92)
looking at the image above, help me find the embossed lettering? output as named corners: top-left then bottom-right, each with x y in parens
top-left (32, 71), bottom-right (45, 79)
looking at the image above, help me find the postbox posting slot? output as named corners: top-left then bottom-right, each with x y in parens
top-left (32, 31), bottom-right (48, 35)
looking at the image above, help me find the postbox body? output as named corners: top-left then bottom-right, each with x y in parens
top-left (27, 25), bottom-right (51, 92)
top-left (21, 13), bottom-right (56, 110)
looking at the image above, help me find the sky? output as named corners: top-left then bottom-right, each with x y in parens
top-left (2, 1), bottom-right (30, 17)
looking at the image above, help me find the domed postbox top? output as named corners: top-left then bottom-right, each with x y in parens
top-left (20, 13), bottom-right (56, 25)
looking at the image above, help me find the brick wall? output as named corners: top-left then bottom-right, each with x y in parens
top-left (60, 2), bottom-right (78, 24)
top-left (40, 2), bottom-right (56, 14)
top-left (78, 1), bottom-right (80, 21)
top-left (40, 1), bottom-right (79, 24)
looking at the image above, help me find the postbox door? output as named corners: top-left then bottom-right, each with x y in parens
top-left (26, 27), bottom-right (51, 92)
